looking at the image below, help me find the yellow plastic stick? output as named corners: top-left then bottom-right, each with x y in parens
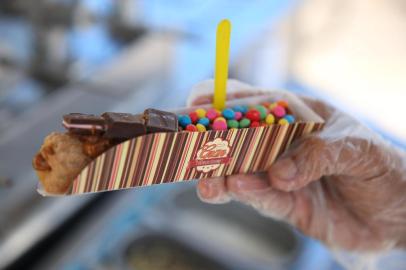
top-left (213, 19), bottom-right (231, 110)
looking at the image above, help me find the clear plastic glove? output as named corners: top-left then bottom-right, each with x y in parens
top-left (188, 80), bottom-right (406, 252)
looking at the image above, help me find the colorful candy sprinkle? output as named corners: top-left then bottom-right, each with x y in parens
top-left (189, 112), bottom-right (198, 124)
top-left (206, 108), bottom-right (219, 121)
top-left (198, 117), bottom-right (210, 127)
top-left (284, 114), bottom-right (295, 123)
top-left (245, 109), bottom-right (261, 122)
top-left (255, 105), bottom-right (267, 120)
top-left (271, 105), bottom-right (286, 118)
top-left (269, 102), bottom-right (278, 110)
top-left (212, 120), bottom-right (227, 131)
top-left (195, 108), bottom-right (206, 118)
top-left (227, 119), bottom-right (239, 129)
top-left (214, 117), bottom-right (226, 123)
top-left (277, 100), bottom-right (289, 108)
top-left (265, 114), bottom-right (275, 124)
top-left (178, 100), bottom-right (295, 132)
top-left (239, 118), bottom-right (251, 128)
top-left (234, 111), bottom-right (242, 120)
top-left (262, 102), bottom-right (271, 108)
top-left (186, 124), bottom-right (197, 131)
top-left (178, 115), bottom-right (192, 128)
top-left (196, 123), bottom-right (206, 132)
top-left (233, 105), bottom-right (248, 114)
top-left (222, 108), bottom-right (235, 120)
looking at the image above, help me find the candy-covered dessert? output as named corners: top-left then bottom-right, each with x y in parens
top-left (32, 89), bottom-right (323, 197)
top-left (177, 100), bottom-right (296, 131)
top-left (33, 100), bottom-right (298, 194)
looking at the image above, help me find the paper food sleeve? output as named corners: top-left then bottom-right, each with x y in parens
top-left (38, 91), bottom-right (324, 196)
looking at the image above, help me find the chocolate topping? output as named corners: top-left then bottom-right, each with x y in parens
top-left (63, 113), bottom-right (105, 135)
top-left (102, 112), bottom-right (146, 139)
top-left (61, 109), bottom-right (178, 143)
top-left (144, 108), bottom-right (178, 133)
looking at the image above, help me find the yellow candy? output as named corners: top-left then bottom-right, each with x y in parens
top-left (265, 114), bottom-right (275, 124)
top-left (195, 108), bottom-right (207, 118)
top-left (278, 118), bottom-right (289, 125)
top-left (214, 116), bottom-right (226, 123)
top-left (215, 109), bottom-right (222, 115)
top-left (196, 123), bottom-right (207, 132)
top-left (269, 102), bottom-right (278, 110)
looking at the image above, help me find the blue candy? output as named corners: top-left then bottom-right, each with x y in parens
top-left (222, 108), bottom-right (235, 120)
top-left (233, 105), bottom-right (244, 113)
top-left (198, 117), bottom-right (210, 127)
top-left (178, 115), bottom-right (192, 127)
top-left (233, 105), bottom-right (248, 114)
top-left (284, 114), bottom-right (295, 123)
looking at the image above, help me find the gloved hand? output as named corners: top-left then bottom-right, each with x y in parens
top-left (188, 80), bottom-right (406, 251)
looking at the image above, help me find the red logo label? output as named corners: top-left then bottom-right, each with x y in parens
top-left (188, 138), bottom-right (232, 173)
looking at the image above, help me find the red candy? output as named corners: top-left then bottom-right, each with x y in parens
top-left (185, 124), bottom-right (197, 132)
top-left (189, 112), bottom-right (199, 124)
top-left (245, 109), bottom-right (261, 122)
top-left (250, 121), bottom-right (260, 128)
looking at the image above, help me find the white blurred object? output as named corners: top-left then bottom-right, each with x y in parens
top-left (244, 0), bottom-right (406, 144)
top-left (233, 24), bottom-right (290, 88)
top-left (286, 0), bottom-right (406, 143)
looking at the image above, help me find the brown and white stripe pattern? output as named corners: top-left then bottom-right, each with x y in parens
top-left (70, 122), bottom-right (324, 195)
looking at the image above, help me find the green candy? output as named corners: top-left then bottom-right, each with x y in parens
top-left (255, 105), bottom-right (267, 120)
top-left (239, 118), bottom-right (251, 128)
top-left (227, 119), bottom-right (239, 129)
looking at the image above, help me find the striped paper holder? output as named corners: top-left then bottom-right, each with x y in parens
top-left (38, 91), bottom-right (324, 196)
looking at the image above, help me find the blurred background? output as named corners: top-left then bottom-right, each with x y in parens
top-left (0, 0), bottom-right (405, 269)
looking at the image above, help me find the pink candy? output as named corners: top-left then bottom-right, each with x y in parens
top-left (234, 111), bottom-right (242, 120)
top-left (212, 120), bottom-right (227, 131)
top-left (271, 105), bottom-right (286, 118)
top-left (206, 108), bottom-right (219, 121)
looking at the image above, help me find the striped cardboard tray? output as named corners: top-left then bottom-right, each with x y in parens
top-left (39, 92), bottom-right (324, 196)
